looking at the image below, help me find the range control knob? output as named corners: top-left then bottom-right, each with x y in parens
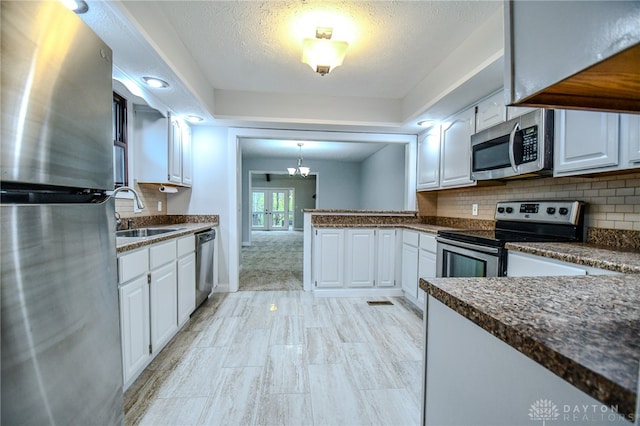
top-left (546, 207), bottom-right (556, 215)
top-left (559, 207), bottom-right (569, 215)
top-left (497, 207), bottom-right (505, 213)
top-left (505, 207), bottom-right (514, 214)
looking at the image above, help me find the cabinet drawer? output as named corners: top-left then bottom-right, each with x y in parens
top-left (402, 230), bottom-right (419, 247)
top-left (150, 240), bottom-right (177, 270)
top-left (119, 248), bottom-right (149, 283)
top-left (419, 233), bottom-right (437, 253)
top-left (177, 235), bottom-right (195, 257)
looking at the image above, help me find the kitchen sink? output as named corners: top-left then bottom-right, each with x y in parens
top-left (116, 228), bottom-right (184, 238)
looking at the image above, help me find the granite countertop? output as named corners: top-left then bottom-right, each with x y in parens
top-left (116, 222), bottom-right (217, 253)
top-left (420, 275), bottom-right (640, 418)
top-left (506, 241), bottom-right (640, 274)
top-left (303, 209), bottom-right (418, 215)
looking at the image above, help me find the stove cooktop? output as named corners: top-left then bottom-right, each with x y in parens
top-left (437, 200), bottom-right (586, 247)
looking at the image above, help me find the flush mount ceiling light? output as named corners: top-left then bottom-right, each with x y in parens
top-left (301, 27), bottom-right (349, 76)
top-left (142, 76), bottom-right (170, 89)
top-left (287, 143), bottom-right (311, 177)
top-left (61, 0), bottom-right (89, 14)
top-left (185, 115), bottom-right (204, 123)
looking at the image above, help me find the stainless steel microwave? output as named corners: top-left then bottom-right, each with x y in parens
top-left (471, 109), bottom-right (554, 180)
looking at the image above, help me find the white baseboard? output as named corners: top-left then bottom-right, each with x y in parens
top-left (242, 241), bottom-right (250, 247)
top-left (213, 283), bottom-right (230, 293)
top-left (312, 288), bottom-right (404, 298)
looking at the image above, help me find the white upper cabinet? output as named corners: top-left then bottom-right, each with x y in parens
top-left (622, 114), bottom-right (640, 164)
top-left (475, 91), bottom-right (506, 133)
top-left (416, 125), bottom-right (441, 191)
top-left (440, 106), bottom-right (476, 188)
top-left (181, 121), bottom-right (193, 186)
top-left (554, 110), bottom-right (620, 175)
top-left (134, 106), bottom-right (193, 187)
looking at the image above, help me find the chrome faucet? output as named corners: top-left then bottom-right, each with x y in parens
top-left (109, 186), bottom-right (145, 210)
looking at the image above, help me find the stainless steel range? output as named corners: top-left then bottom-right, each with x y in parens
top-left (436, 200), bottom-right (585, 278)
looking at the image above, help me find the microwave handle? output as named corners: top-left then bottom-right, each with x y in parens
top-left (508, 122), bottom-right (520, 173)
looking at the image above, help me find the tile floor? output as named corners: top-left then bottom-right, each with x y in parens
top-left (125, 290), bottom-right (424, 426)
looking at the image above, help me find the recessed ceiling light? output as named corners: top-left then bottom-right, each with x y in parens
top-left (61, 0), bottom-right (89, 14)
top-left (185, 115), bottom-right (204, 123)
top-left (142, 77), bottom-right (170, 89)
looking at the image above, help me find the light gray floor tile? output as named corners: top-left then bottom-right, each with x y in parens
top-left (306, 327), bottom-right (344, 365)
top-left (255, 393), bottom-right (314, 426)
top-left (269, 315), bottom-right (305, 345)
top-left (343, 342), bottom-right (405, 390)
top-left (156, 347), bottom-right (227, 398)
top-left (362, 387), bottom-right (421, 426)
top-left (263, 344), bottom-right (309, 394)
top-left (194, 316), bottom-right (240, 348)
top-left (197, 366), bottom-right (263, 425)
top-left (138, 397), bottom-right (208, 426)
top-left (308, 363), bottom-right (374, 425)
top-left (223, 328), bottom-right (270, 368)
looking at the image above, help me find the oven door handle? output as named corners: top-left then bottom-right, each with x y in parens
top-left (508, 122), bottom-right (520, 173)
top-left (436, 238), bottom-right (500, 255)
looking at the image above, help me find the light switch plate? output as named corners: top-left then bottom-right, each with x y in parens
top-left (157, 201), bottom-right (162, 212)
top-left (472, 204), bottom-right (478, 216)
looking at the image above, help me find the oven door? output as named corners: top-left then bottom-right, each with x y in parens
top-left (436, 238), bottom-right (501, 278)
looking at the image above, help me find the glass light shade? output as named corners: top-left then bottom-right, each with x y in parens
top-left (301, 38), bottom-right (349, 75)
top-left (299, 167), bottom-right (310, 177)
top-left (287, 167), bottom-right (297, 176)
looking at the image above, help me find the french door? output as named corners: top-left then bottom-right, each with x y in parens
top-left (251, 189), bottom-right (289, 230)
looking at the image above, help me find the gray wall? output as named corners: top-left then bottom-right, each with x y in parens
top-left (250, 173), bottom-right (317, 231)
top-left (241, 156), bottom-right (362, 243)
top-left (360, 144), bottom-right (406, 210)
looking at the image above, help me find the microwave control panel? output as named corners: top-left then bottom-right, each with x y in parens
top-left (521, 125), bottom-right (538, 163)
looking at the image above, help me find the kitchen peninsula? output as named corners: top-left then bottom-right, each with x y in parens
top-left (420, 272), bottom-right (640, 426)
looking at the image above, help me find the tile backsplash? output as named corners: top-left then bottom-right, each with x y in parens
top-left (115, 183), bottom-right (166, 217)
top-left (417, 172), bottom-right (640, 231)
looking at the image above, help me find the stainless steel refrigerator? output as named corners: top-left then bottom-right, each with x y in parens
top-left (1, 2), bottom-right (124, 424)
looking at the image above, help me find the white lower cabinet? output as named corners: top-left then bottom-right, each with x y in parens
top-left (313, 227), bottom-right (397, 291)
top-left (345, 229), bottom-right (376, 287)
top-left (314, 228), bottom-right (345, 288)
top-left (118, 235), bottom-right (197, 389)
top-left (418, 233), bottom-right (437, 305)
top-left (177, 236), bottom-right (196, 327)
top-left (507, 251), bottom-right (619, 277)
top-left (401, 232), bottom-right (419, 302)
top-left (119, 274), bottom-right (150, 386)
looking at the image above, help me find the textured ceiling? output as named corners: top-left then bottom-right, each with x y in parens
top-left (155, 0), bottom-right (499, 99)
top-left (241, 138), bottom-right (387, 161)
top-left (80, 0), bottom-right (502, 160)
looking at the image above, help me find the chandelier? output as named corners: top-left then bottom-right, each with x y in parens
top-left (287, 143), bottom-right (310, 177)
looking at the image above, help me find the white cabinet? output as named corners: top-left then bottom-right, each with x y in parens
top-left (345, 229), bottom-right (376, 288)
top-left (507, 251), bottom-right (619, 277)
top-left (177, 235), bottom-right (196, 327)
top-left (622, 114), bottom-right (640, 164)
top-left (313, 227), bottom-right (397, 291)
top-left (376, 229), bottom-right (397, 288)
top-left (416, 126), bottom-right (441, 191)
top-left (418, 233), bottom-right (437, 305)
top-left (118, 249), bottom-right (151, 387)
top-left (440, 107), bottom-right (476, 188)
top-left (134, 106), bottom-right (193, 187)
top-left (401, 231), bottom-right (419, 302)
top-left (314, 228), bottom-right (344, 288)
top-left (554, 110), bottom-right (620, 175)
top-left (118, 235), bottom-right (196, 389)
top-left (181, 121), bottom-right (193, 186)
top-left (475, 91), bottom-right (506, 133)
top-left (149, 240), bottom-right (178, 354)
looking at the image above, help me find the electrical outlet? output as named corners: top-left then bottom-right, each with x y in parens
top-left (157, 201), bottom-right (163, 212)
top-left (472, 203), bottom-right (478, 216)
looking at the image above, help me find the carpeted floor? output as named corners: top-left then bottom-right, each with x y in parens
top-left (239, 230), bottom-right (304, 291)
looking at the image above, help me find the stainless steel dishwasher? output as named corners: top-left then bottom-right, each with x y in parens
top-left (195, 228), bottom-right (215, 308)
